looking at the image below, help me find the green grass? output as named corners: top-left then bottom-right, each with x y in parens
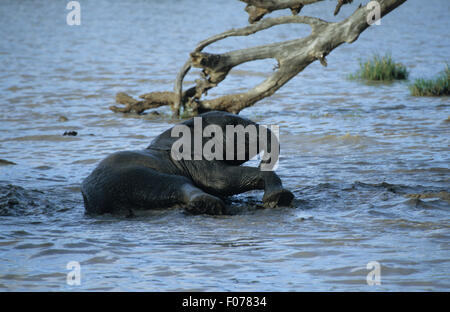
top-left (349, 53), bottom-right (409, 82)
top-left (409, 65), bottom-right (450, 96)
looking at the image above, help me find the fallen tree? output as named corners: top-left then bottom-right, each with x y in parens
top-left (110, 0), bottom-right (407, 117)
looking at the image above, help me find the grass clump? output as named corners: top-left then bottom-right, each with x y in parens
top-left (409, 65), bottom-right (449, 96)
top-left (349, 53), bottom-right (409, 81)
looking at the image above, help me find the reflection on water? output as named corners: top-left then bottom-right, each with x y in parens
top-left (0, 0), bottom-right (449, 291)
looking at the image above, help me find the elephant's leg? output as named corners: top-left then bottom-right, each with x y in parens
top-left (122, 167), bottom-right (226, 215)
top-left (183, 160), bottom-right (293, 208)
top-left (83, 166), bottom-right (225, 215)
top-left (232, 166), bottom-right (294, 208)
top-left (181, 183), bottom-right (226, 215)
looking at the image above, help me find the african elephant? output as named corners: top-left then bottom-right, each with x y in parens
top-left (81, 111), bottom-right (293, 215)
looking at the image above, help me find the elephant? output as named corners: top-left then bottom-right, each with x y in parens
top-left (81, 111), bottom-right (293, 215)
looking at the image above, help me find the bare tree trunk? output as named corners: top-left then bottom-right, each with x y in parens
top-left (110, 0), bottom-right (407, 117)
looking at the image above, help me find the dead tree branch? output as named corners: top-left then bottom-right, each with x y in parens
top-left (111, 0), bottom-right (406, 117)
top-left (240, 0), bottom-right (354, 23)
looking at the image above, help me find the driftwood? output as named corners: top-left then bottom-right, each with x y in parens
top-left (241, 0), bottom-right (354, 23)
top-left (110, 0), bottom-right (407, 117)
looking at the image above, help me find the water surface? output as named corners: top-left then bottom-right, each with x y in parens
top-left (0, 0), bottom-right (449, 291)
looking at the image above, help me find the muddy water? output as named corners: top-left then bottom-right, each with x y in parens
top-left (0, 0), bottom-right (449, 291)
